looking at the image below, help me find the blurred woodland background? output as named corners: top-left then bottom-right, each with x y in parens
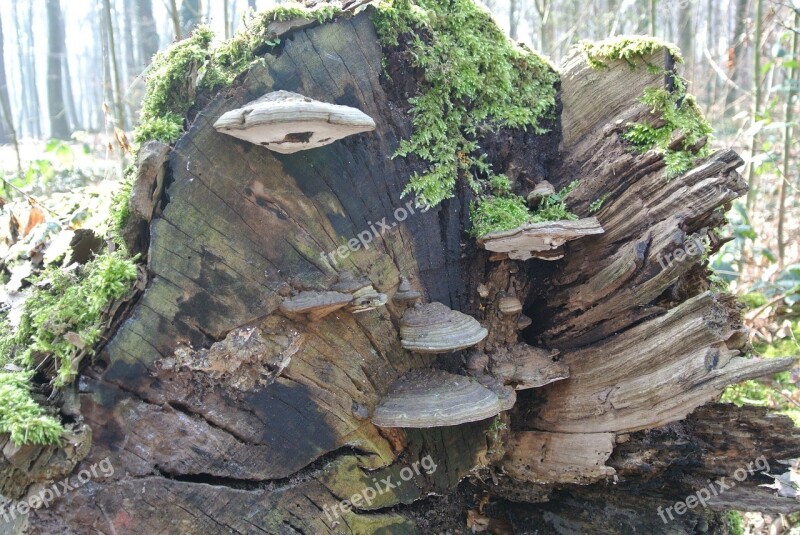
top-left (0, 0), bottom-right (798, 531)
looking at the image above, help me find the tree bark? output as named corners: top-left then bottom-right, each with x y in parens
top-left (5, 9), bottom-right (800, 535)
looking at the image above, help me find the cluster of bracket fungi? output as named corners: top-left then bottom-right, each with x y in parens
top-left (218, 89), bottom-right (604, 431)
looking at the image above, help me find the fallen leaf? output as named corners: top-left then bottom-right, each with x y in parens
top-left (22, 205), bottom-right (45, 237)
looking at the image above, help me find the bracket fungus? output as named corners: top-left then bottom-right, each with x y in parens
top-left (498, 295), bottom-right (523, 316)
top-left (517, 314), bottom-right (533, 330)
top-left (467, 344), bottom-right (568, 390)
top-left (372, 369), bottom-right (505, 428)
top-left (213, 90), bottom-right (376, 153)
top-left (328, 271), bottom-right (386, 313)
top-left (478, 217), bottom-right (604, 261)
top-left (393, 276), bottom-right (422, 305)
top-left (331, 271), bottom-right (371, 294)
top-left (400, 302), bottom-right (488, 353)
top-left (526, 180), bottom-right (556, 206)
top-left (347, 285), bottom-right (388, 313)
top-left (279, 290), bottom-right (353, 321)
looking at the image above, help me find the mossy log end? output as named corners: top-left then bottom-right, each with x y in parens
top-left (5, 10), bottom-right (800, 535)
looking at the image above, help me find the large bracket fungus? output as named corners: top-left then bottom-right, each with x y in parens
top-left (213, 90), bottom-right (376, 153)
top-left (478, 217), bottom-right (605, 261)
top-left (400, 302), bottom-right (488, 353)
top-left (372, 369), bottom-right (506, 428)
top-left (279, 290), bottom-right (353, 321)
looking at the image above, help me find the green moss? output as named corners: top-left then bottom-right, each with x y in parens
top-left (0, 370), bottom-right (64, 445)
top-left (373, 0), bottom-right (559, 207)
top-left (727, 511), bottom-right (744, 535)
top-left (470, 196), bottom-right (532, 238)
top-left (470, 181), bottom-right (578, 237)
top-left (623, 79), bottom-right (713, 179)
top-left (136, 27), bottom-right (216, 145)
top-left (108, 165), bottom-right (135, 248)
top-left (2, 251), bottom-right (138, 387)
top-left (579, 36), bottom-right (683, 69)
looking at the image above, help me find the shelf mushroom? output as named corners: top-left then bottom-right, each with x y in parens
top-left (498, 295), bottom-right (522, 315)
top-left (279, 290), bottom-right (353, 321)
top-left (400, 302), bottom-right (488, 353)
top-left (393, 276), bottom-right (422, 305)
top-left (372, 369), bottom-right (505, 428)
top-left (213, 90), bottom-right (376, 153)
top-left (331, 271), bottom-right (387, 313)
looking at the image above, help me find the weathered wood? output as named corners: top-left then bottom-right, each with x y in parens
top-left (501, 430), bottom-right (616, 484)
top-left (9, 12), bottom-right (800, 535)
top-left (527, 292), bottom-right (794, 433)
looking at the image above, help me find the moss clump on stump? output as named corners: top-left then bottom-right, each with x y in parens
top-left (470, 181), bottom-right (579, 237)
top-left (373, 0), bottom-right (559, 208)
top-left (0, 251), bottom-right (138, 445)
top-left (0, 371), bottom-right (64, 445)
top-left (623, 79), bottom-right (713, 178)
top-left (579, 35), bottom-right (683, 69)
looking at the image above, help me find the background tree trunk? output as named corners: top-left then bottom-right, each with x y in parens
top-left (135, 0), bottom-right (160, 67)
top-left (4, 9), bottom-right (800, 535)
top-left (181, 0), bottom-right (202, 36)
top-left (45, 0), bottom-right (69, 139)
top-left (102, 0), bottom-right (125, 130)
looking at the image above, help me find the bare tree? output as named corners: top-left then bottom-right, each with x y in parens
top-left (102, 0), bottom-right (125, 130)
top-left (778, 8), bottom-right (798, 264)
top-left (46, 0), bottom-right (70, 139)
top-left (0, 12), bottom-right (21, 175)
top-left (169, 0), bottom-right (182, 40)
top-left (181, 0), bottom-right (203, 36)
top-left (136, 0), bottom-right (160, 64)
top-left (725, 0), bottom-right (749, 117)
top-left (509, 0), bottom-right (522, 40)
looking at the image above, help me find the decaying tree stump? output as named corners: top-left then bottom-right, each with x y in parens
top-left (4, 5), bottom-right (800, 535)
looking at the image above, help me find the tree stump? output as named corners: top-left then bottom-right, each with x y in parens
top-left (5, 6), bottom-right (799, 535)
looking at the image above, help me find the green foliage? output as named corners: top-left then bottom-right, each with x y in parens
top-left (373, 0), bottom-right (559, 207)
top-left (727, 511), bottom-right (745, 535)
top-left (623, 80), bottom-right (713, 179)
top-left (589, 193), bottom-right (610, 213)
top-left (579, 36), bottom-right (683, 69)
top-left (470, 182), bottom-right (578, 237)
top-left (1, 139), bottom-right (90, 198)
top-left (721, 290), bottom-right (800, 426)
top-left (0, 370), bottom-right (64, 445)
top-left (2, 251), bottom-right (138, 387)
